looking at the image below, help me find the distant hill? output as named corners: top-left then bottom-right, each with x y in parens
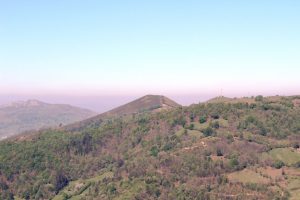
top-left (0, 99), bottom-right (96, 139)
top-left (65, 95), bottom-right (181, 131)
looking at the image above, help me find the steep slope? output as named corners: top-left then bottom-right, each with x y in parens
top-left (0, 99), bottom-right (96, 139)
top-left (1, 95), bottom-right (300, 199)
top-left (65, 95), bottom-right (180, 131)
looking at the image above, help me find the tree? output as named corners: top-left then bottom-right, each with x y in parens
top-left (255, 95), bottom-right (263, 101)
top-left (55, 172), bottom-right (69, 194)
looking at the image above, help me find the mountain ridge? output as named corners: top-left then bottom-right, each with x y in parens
top-left (65, 94), bottom-right (181, 131)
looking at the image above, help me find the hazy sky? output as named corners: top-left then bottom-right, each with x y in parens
top-left (1, 1), bottom-right (300, 111)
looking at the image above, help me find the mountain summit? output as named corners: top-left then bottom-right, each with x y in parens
top-left (66, 95), bottom-right (180, 131)
top-left (0, 99), bottom-right (46, 108)
top-left (104, 95), bottom-right (180, 116)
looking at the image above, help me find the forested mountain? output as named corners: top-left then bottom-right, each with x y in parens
top-left (1, 95), bottom-right (300, 200)
top-left (0, 100), bottom-right (96, 139)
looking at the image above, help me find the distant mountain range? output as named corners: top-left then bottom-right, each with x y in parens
top-left (0, 99), bottom-right (96, 139)
top-left (0, 95), bottom-right (180, 140)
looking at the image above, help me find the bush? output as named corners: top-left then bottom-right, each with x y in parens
top-left (202, 127), bottom-right (214, 137)
top-left (229, 157), bottom-right (239, 169)
top-left (293, 161), bottom-right (300, 168)
top-left (293, 143), bottom-right (300, 149)
top-left (54, 172), bottom-right (69, 194)
top-left (273, 160), bottom-right (285, 169)
top-left (211, 121), bottom-right (220, 129)
top-left (199, 116), bottom-right (207, 124)
top-left (261, 103), bottom-right (272, 110)
top-left (187, 123), bottom-right (194, 130)
top-left (255, 95), bottom-right (263, 101)
top-left (107, 183), bottom-right (117, 195)
top-left (211, 113), bottom-right (219, 119)
top-left (150, 146), bottom-right (159, 157)
top-left (189, 113), bottom-right (195, 122)
top-left (163, 142), bottom-right (174, 151)
top-left (245, 116), bottom-right (256, 124)
top-left (216, 148), bottom-right (223, 156)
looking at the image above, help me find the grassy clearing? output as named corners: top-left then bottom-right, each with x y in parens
top-left (217, 119), bottom-right (229, 128)
top-left (53, 172), bottom-right (113, 200)
top-left (287, 176), bottom-right (300, 200)
top-left (257, 167), bottom-right (283, 180)
top-left (228, 169), bottom-right (270, 184)
top-left (187, 129), bottom-right (203, 138)
top-left (269, 148), bottom-right (300, 166)
top-left (114, 179), bottom-right (145, 200)
top-left (175, 127), bottom-right (185, 137)
top-left (191, 122), bottom-right (209, 130)
top-left (175, 127), bottom-right (203, 138)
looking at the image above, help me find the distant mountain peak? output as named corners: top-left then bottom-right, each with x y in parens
top-left (65, 95), bottom-right (180, 131)
top-left (24, 99), bottom-right (45, 106)
top-left (105, 94), bottom-right (180, 116)
top-left (139, 94), bottom-right (180, 109)
top-left (0, 99), bottom-right (46, 108)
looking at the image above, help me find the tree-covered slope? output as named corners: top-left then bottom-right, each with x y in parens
top-left (0, 95), bottom-right (300, 200)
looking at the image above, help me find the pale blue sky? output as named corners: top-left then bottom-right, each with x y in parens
top-left (0, 1), bottom-right (300, 110)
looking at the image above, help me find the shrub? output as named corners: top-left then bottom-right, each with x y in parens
top-left (293, 161), bottom-right (300, 168)
top-left (54, 172), bottom-right (69, 194)
top-left (229, 157), bottom-right (239, 169)
top-left (107, 183), bottom-right (117, 195)
top-left (211, 113), bottom-right (220, 119)
top-left (203, 127), bottom-right (214, 137)
top-left (293, 143), bottom-right (300, 149)
top-left (216, 148), bottom-right (223, 156)
top-left (150, 146), bottom-right (159, 157)
top-left (189, 113), bottom-right (195, 122)
top-left (273, 160), bottom-right (285, 169)
top-left (187, 123), bottom-right (194, 130)
top-left (163, 142), bottom-right (174, 151)
top-left (255, 95), bottom-right (263, 101)
top-left (261, 103), bottom-right (272, 110)
top-left (245, 116), bottom-right (256, 124)
top-left (211, 121), bottom-right (220, 129)
top-left (199, 116), bottom-right (207, 124)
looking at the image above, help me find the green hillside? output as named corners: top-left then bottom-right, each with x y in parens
top-left (0, 95), bottom-right (300, 199)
